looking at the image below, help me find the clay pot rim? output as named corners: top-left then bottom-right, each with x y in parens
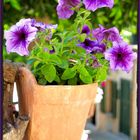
top-left (37, 82), bottom-right (98, 88)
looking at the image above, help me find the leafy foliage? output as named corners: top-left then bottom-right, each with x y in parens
top-left (27, 9), bottom-right (109, 85)
top-left (3, 0), bottom-right (137, 85)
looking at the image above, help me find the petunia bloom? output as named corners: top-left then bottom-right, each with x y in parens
top-left (45, 24), bottom-right (58, 29)
top-left (32, 20), bottom-right (47, 30)
top-left (30, 19), bottom-right (58, 31)
top-left (4, 23), bottom-right (37, 56)
top-left (16, 18), bottom-right (33, 26)
top-left (56, 0), bottom-right (81, 19)
top-left (81, 25), bottom-right (90, 35)
top-left (105, 42), bottom-right (136, 72)
top-left (91, 42), bottom-right (106, 54)
top-left (92, 25), bottom-right (122, 42)
top-left (78, 38), bottom-right (96, 53)
top-left (78, 38), bottom-right (106, 53)
top-left (44, 47), bottom-right (55, 54)
top-left (64, 0), bottom-right (81, 7)
top-left (83, 0), bottom-right (114, 12)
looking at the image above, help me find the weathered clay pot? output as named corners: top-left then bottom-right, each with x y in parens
top-left (16, 67), bottom-right (98, 140)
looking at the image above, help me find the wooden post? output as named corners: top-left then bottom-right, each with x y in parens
top-left (3, 60), bottom-right (29, 140)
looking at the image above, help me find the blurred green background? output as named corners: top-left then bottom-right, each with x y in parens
top-left (3, 0), bottom-right (137, 63)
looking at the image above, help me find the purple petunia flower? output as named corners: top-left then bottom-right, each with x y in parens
top-left (57, 4), bottom-right (74, 19)
top-left (105, 42), bottom-right (136, 72)
top-left (81, 25), bottom-right (90, 35)
top-left (33, 21), bottom-right (47, 30)
top-left (92, 25), bottom-right (105, 42)
top-left (44, 48), bottom-right (49, 52)
top-left (78, 38), bottom-right (96, 53)
top-left (44, 47), bottom-right (55, 54)
top-left (78, 38), bottom-right (106, 53)
top-left (91, 43), bottom-right (106, 54)
top-left (49, 49), bottom-right (55, 54)
top-left (31, 19), bottom-right (58, 31)
top-left (16, 18), bottom-right (33, 26)
top-left (4, 23), bottom-right (37, 56)
top-left (92, 25), bottom-right (122, 42)
top-left (45, 24), bottom-right (58, 29)
top-left (64, 0), bottom-right (81, 7)
top-left (56, 0), bottom-right (81, 19)
top-left (83, 0), bottom-right (114, 12)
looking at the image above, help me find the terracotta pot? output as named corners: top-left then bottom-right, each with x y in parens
top-left (16, 67), bottom-right (98, 140)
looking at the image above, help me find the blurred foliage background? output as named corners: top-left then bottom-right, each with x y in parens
top-left (3, 0), bottom-right (137, 62)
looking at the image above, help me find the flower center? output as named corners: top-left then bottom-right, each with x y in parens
top-left (19, 32), bottom-right (26, 40)
top-left (84, 40), bottom-right (90, 46)
top-left (117, 53), bottom-right (123, 60)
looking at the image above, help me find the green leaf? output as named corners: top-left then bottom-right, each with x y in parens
top-left (4, 0), bottom-right (10, 3)
top-left (41, 64), bottom-right (56, 83)
top-left (115, 9), bottom-right (122, 20)
top-left (68, 77), bottom-right (78, 85)
top-left (96, 66), bottom-right (108, 82)
top-left (75, 46), bottom-right (86, 54)
top-left (38, 77), bottom-right (47, 85)
top-left (79, 66), bottom-right (92, 84)
top-left (86, 67), bottom-right (98, 77)
top-left (63, 31), bottom-right (76, 44)
top-left (40, 52), bottom-right (50, 59)
top-left (61, 67), bottom-right (76, 80)
top-left (49, 54), bottom-right (62, 65)
top-left (27, 59), bottom-right (35, 65)
top-left (79, 34), bottom-right (87, 42)
top-left (10, 0), bottom-right (21, 11)
top-left (57, 59), bottom-right (69, 69)
top-left (54, 75), bottom-right (61, 83)
top-left (33, 61), bottom-right (40, 69)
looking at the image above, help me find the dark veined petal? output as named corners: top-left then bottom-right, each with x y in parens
top-left (56, 0), bottom-right (81, 19)
top-left (57, 3), bottom-right (74, 19)
top-left (92, 25), bottom-right (105, 42)
top-left (82, 25), bottom-right (90, 35)
top-left (83, 0), bottom-right (114, 12)
top-left (65, 0), bottom-right (81, 7)
top-left (92, 25), bottom-right (122, 42)
top-left (77, 38), bottom-right (106, 54)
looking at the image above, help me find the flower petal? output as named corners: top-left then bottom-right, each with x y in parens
top-left (6, 40), bottom-right (29, 56)
top-left (82, 25), bottom-right (90, 35)
top-left (83, 0), bottom-right (114, 12)
top-left (56, 3), bottom-right (74, 19)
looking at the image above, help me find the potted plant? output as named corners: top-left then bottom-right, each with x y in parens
top-left (4, 0), bottom-right (136, 140)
